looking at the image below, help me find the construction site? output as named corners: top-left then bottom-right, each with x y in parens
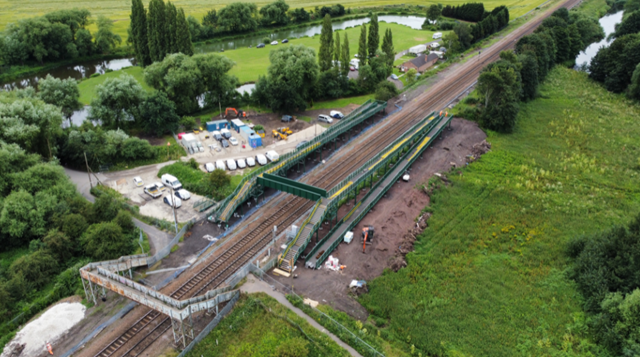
top-left (42, 0), bottom-right (583, 355)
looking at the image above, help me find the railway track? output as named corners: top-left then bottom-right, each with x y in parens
top-left (85, 1), bottom-right (582, 355)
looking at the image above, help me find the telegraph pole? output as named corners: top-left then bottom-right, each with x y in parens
top-left (84, 151), bottom-right (93, 188)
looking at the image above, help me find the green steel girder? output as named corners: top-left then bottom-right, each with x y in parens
top-left (257, 173), bottom-right (327, 201)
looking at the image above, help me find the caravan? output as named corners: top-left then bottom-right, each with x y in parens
top-left (432, 32), bottom-right (442, 39)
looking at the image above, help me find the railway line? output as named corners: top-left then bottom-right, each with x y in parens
top-left (81, 0), bottom-right (582, 355)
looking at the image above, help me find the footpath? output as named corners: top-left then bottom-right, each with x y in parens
top-left (240, 276), bottom-right (363, 357)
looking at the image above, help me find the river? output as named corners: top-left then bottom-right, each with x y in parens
top-left (574, 11), bottom-right (623, 67)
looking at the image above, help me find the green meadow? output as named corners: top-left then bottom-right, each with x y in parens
top-left (0, 0), bottom-right (549, 42)
top-left (359, 67), bottom-right (640, 356)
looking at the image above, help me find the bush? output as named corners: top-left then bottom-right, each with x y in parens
top-left (81, 222), bottom-right (130, 260)
top-left (209, 169), bottom-right (231, 190)
top-left (89, 194), bottom-right (121, 223)
top-left (187, 158), bottom-right (199, 169)
top-left (262, 37), bottom-right (271, 44)
top-left (10, 250), bottom-right (59, 289)
top-left (113, 210), bottom-right (135, 233)
top-left (180, 116), bottom-right (197, 130)
top-left (374, 80), bottom-right (398, 101)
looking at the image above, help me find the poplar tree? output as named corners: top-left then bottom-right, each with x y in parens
top-left (318, 14), bottom-right (333, 71)
top-left (147, 0), bottom-right (162, 61)
top-left (368, 14), bottom-right (379, 59)
top-left (130, 0), bottom-right (151, 66)
top-left (166, 2), bottom-right (178, 54)
top-left (340, 33), bottom-right (350, 76)
top-left (358, 24), bottom-right (367, 65)
top-left (381, 28), bottom-right (394, 68)
top-left (176, 8), bottom-right (194, 55)
top-left (334, 31), bottom-right (341, 63)
top-left (156, 0), bottom-right (168, 58)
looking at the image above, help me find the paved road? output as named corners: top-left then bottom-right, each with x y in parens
top-left (240, 276), bottom-right (363, 357)
top-left (64, 167), bottom-right (172, 254)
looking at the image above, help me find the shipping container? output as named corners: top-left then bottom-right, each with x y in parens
top-left (230, 119), bottom-right (246, 132)
top-left (206, 119), bottom-right (229, 131)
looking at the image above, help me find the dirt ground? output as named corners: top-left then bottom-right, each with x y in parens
top-left (269, 118), bottom-right (487, 321)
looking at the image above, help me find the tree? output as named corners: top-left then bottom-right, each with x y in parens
top-left (374, 80), bottom-right (398, 101)
top-left (165, 2), bottom-right (178, 54)
top-left (202, 9), bottom-right (218, 28)
top-left (427, 5), bottom-right (441, 23)
top-left (612, 10), bottom-right (640, 39)
top-left (75, 29), bottom-right (94, 57)
top-left (60, 213), bottom-right (88, 241)
top-left (290, 8), bottom-right (310, 23)
top-left (0, 190), bottom-right (46, 246)
top-left (626, 0), bottom-right (640, 13)
top-left (253, 45), bottom-right (319, 112)
top-left (368, 14), bottom-right (379, 60)
top-left (89, 194), bottom-right (121, 223)
top-left (217, 3), bottom-right (259, 33)
top-left (209, 168), bottom-right (231, 190)
top-left (318, 14), bottom-right (334, 71)
top-left (334, 31), bottom-right (341, 63)
top-left (592, 289), bottom-right (640, 356)
top-left (381, 28), bottom-right (394, 68)
top-left (10, 250), bottom-right (59, 288)
top-left (454, 23), bottom-right (473, 49)
top-left (147, 0), bottom-right (167, 61)
top-left (406, 68), bottom-right (418, 85)
top-left (43, 229), bottom-right (74, 261)
top-left (358, 24), bottom-right (367, 65)
top-left (518, 54), bottom-right (539, 101)
top-left (89, 74), bottom-right (145, 126)
top-left (443, 31), bottom-right (462, 53)
top-left (37, 75), bottom-right (82, 122)
top-left (81, 222), bottom-right (131, 260)
top-left (187, 15), bottom-right (204, 41)
top-left (568, 24), bottom-right (583, 59)
top-left (477, 61), bottom-right (520, 132)
top-left (340, 33), bottom-right (350, 76)
top-left (113, 210), bottom-right (135, 233)
top-left (176, 9), bottom-right (194, 55)
top-left (260, 0), bottom-right (289, 26)
top-left (94, 16), bottom-right (122, 53)
top-left (551, 26), bottom-right (571, 63)
top-left (138, 91), bottom-right (180, 136)
top-left (629, 62), bottom-right (640, 100)
top-left (130, 0), bottom-right (151, 66)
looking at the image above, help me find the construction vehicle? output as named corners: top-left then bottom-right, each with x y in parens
top-left (224, 108), bottom-right (247, 118)
top-left (362, 225), bottom-right (374, 254)
top-left (277, 127), bottom-right (293, 135)
top-left (272, 130), bottom-right (287, 140)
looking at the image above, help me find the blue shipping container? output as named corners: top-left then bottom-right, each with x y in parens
top-left (206, 120), bottom-right (229, 131)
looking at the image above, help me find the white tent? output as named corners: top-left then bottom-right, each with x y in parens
top-left (409, 44), bottom-right (427, 54)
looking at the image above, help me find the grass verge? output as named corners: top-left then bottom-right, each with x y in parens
top-left (359, 67), bottom-right (640, 356)
top-left (77, 66), bottom-right (153, 105)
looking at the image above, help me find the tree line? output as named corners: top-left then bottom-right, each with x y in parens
top-left (129, 0), bottom-right (194, 67)
top-left (468, 8), bottom-right (603, 132)
top-left (442, 2), bottom-right (487, 22)
top-left (589, 0), bottom-right (640, 100)
top-left (253, 14), bottom-right (395, 112)
top-left (0, 9), bottom-right (122, 65)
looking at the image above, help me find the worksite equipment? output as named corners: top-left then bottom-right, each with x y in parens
top-left (225, 108), bottom-right (238, 118)
top-left (278, 127), bottom-right (293, 135)
top-left (362, 226), bottom-right (374, 253)
top-left (272, 130), bottom-right (287, 140)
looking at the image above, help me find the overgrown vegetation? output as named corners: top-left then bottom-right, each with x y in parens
top-left (186, 293), bottom-right (350, 357)
top-left (360, 67), bottom-right (640, 356)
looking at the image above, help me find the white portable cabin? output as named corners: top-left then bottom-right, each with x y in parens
top-left (433, 32), bottom-right (443, 39)
top-left (409, 44), bottom-right (427, 54)
top-left (181, 133), bottom-right (196, 147)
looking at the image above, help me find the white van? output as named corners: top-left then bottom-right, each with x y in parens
top-left (265, 150), bottom-right (280, 162)
top-left (215, 160), bottom-right (226, 170)
top-left (237, 158), bottom-right (247, 169)
top-left (246, 157), bottom-right (256, 167)
top-left (226, 159), bottom-right (237, 170)
top-left (433, 32), bottom-right (442, 39)
top-left (256, 154), bottom-right (268, 166)
top-left (318, 114), bottom-right (333, 124)
top-left (205, 163), bottom-right (215, 172)
top-left (161, 174), bottom-right (182, 190)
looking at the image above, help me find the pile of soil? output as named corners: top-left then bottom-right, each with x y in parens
top-left (467, 139), bottom-right (492, 163)
top-left (388, 212), bottom-right (431, 272)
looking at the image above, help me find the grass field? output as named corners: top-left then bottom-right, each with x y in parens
top-left (186, 292), bottom-right (350, 357)
top-left (359, 67), bottom-right (640, 356)
top-left (77, 66), bottom-right (153, 104)
top-left (0, 0), bottom-right (550, 42)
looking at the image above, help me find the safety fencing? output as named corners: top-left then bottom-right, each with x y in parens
top-left (147, 218), bottom-right (196, 267)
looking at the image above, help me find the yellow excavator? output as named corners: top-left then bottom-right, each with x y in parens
top-left (272, 130), bottom-right (287, 140)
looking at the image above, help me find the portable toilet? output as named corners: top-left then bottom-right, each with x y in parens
top-left (206, 119), bottom-right (229, 131)
top-left (231, 119), bottom-right (246, 133)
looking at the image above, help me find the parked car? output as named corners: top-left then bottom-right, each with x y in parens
top-left (221, 139), bottom-right (229, 148)
top-left (246, 157), bottom-right (256, 167)
top-left (229, 137), bottom-right (239, 146)
top-left (318, 114), bottom-right (333, 124)
top-left (265, 150), bottom-right (279, 162)
top-left (226, 159), bottom-right (237, 170)
top-left (296, 140), bottom-right (309, 150)
top-left (161, 174), bottom-right (182, 190)
top-left (220, 128), bottom-right (232, 139)
top-left (197, 141), bottom-right (204, 152)
top-left (133, 176), bottom-right (144, 187)
top-left (256, 154), bottom-right (268, 166)
top-left (205, 163), bottom-right (215, 172)
top-left (281, 115), bottom-right (293, 122)
top-left (144, 184), bottom-right (162, 198)
top-left (390, 74), bottom-right (399, 80)
top-left (215, 160), bottom-right (226, 170)
top-left (175, 189), bottom-right (191, 200)
top-left (350, 66), bottom-right (356, 71)
top-left (270, 40), bottom-right (278, 45)
top-left (212, 131), bottom-right (223, 141)
top-left (257, 43), bottom-right (265, 48)
top-left (330, 111), bottom-right (344, 119)
top-left (237, 158), bottom-right (246, 169)
top-left (163, 195), bottom-right (182, 208)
